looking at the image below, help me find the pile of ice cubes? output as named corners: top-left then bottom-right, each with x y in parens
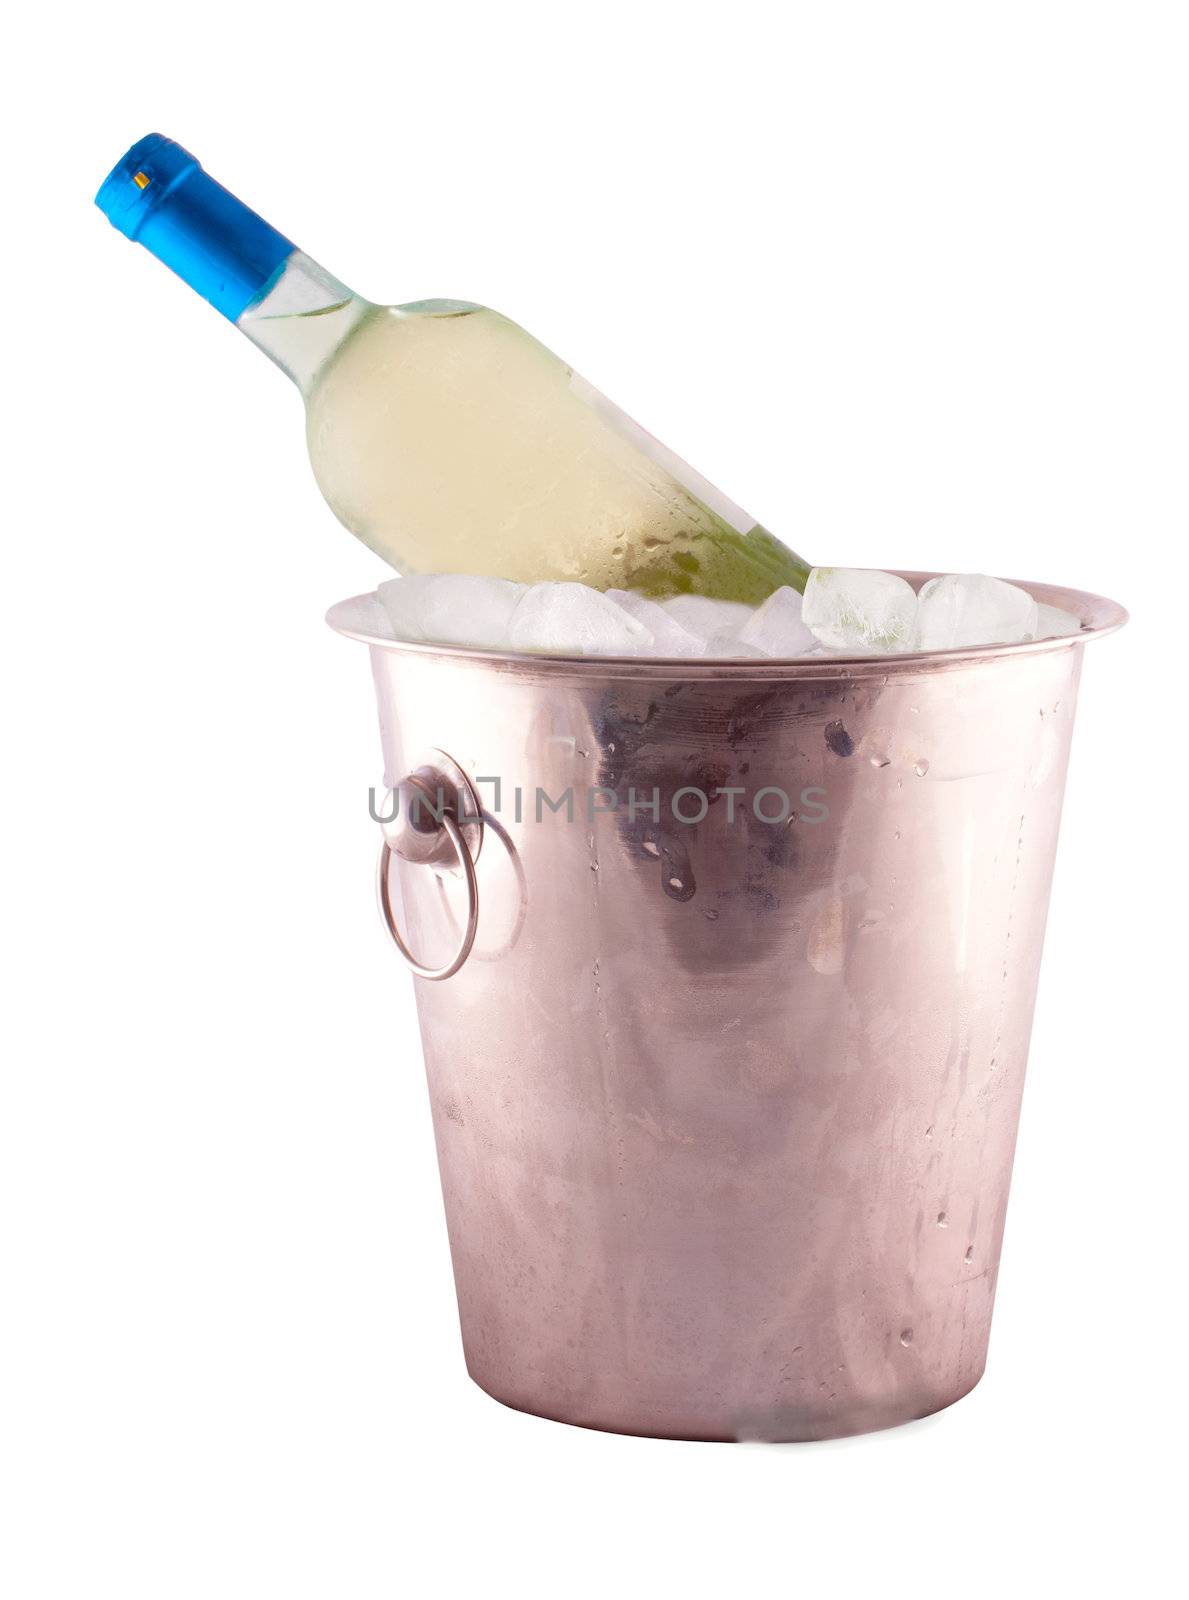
top-left (372, 569), bottom-right (1082, 659)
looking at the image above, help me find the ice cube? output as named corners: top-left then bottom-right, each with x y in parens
top-left (915, 573), bottom-right (1039, 650)
top-left (350, 591), bottom-right (398, 641)
top-left (377, 574), bottom-right (526, 648)
top-left (508, 582), bottom-right (653, 655)
top-left (377, 575), bottom-right (434, 641)
top-left (733, 585), bottom-right (817, 658)
top-left (419, 575), bottom-right (525, 648)
top-left (701, 630), bottom-right (767, 658)
top-left (802, 568), bottom-right (918, 653)
top-left (606, 590), bottom-right (706, 656)
top-left (1035, 602), bottom-right (1082, 639)
top-left (659, 594), bottom-right (754, 642)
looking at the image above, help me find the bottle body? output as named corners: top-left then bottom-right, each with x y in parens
top-left (98, 137), bottom-right (808, 601)
top-left (300, 301), bottom-right (804, 598)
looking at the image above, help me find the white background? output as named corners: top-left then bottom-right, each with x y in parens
top-left (2, 3), bottom-right (1185, 1596)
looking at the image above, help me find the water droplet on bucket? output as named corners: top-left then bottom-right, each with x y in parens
top-left (936, 1212), bottom-right (948, 1228)
top-left (900, 1328), bottom-right (913, 1347)
top-left (642, 841), bottom-right (660, 857)
top-left (914, 758), bottom-right (930, 777)
top-left (964, 1246), bottom-right (974, 1265)
top-left (869, 753), bottom-right (891, 769)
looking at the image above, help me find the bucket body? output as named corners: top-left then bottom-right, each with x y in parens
top-left (330, 577), bottom-right (1123, 1441)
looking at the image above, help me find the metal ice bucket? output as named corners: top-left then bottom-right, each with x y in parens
top-left (328, 575), bottom-right (1125, 1441)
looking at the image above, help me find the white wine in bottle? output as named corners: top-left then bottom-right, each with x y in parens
top-left (97, 135), bottom-right (809, 603)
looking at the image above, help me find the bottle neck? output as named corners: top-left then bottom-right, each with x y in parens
top-left (95, 136), bottom-right (374, 392)
top-left (237, 251), bottom-right (374, 393)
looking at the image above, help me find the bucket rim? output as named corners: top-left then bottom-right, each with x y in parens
top-left (326, 571), bottom-right (1128, 679)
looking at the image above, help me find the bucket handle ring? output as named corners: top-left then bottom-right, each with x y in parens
top-left (376, 808), bottom-right (479, 981)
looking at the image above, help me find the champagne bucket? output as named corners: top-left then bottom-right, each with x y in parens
top-left (329, 575), bottom-right (1125, 1442)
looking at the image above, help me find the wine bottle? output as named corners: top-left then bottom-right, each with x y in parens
top-left (96, 135), bottom-right (809, 603)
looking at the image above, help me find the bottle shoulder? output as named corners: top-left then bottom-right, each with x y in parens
top-left (308, 302), bottom-right (556, 400)
top-left (390, 298), bottom-right (485, 318)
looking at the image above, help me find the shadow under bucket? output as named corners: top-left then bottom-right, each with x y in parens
top-left (329, 573), bottom-right (1126, 1442)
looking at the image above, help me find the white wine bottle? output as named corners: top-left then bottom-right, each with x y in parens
top-left (97, 135), bottom-right (809, 603)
